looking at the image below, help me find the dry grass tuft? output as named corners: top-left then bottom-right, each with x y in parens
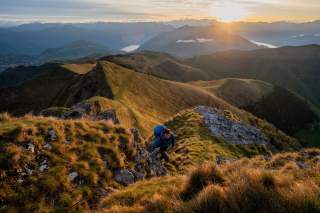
top-left (102, 150), bottom-right (320, 213)
top-left (0, 112), bottom-right (12, 122)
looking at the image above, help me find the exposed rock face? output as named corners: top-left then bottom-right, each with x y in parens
top-left (96, 109), bottom-right (119, 124)
top-left (112, 128), bottom-right (167, 186)
top-left (130, 128), bottom-right (167, 178)
top-left (114, 169), bottom-right (135, 186)
top-left (196, 106), bottom-right (269, 145)
top-left (61, 101), bottom-right (119, 124)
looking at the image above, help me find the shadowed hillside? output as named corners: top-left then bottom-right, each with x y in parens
top-left (102, 51), bottom-right (212, 82)
top-left (0, 63), bottom-right (110, 115)
top-left (186, 45), bottom-right (320, 107)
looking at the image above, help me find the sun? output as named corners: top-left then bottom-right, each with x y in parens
top-left (210, 3), bottom-right (248, 22)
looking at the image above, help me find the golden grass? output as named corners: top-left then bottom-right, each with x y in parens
top-left (0, 116), bottom-right (144, 212)
top-left (62, 63), bottom-right (96, 74)
top-left (101, 149), bottom-right (320, 213)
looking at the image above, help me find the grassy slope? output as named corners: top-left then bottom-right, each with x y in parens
top-left (82, 96), bottom-right (138, 130)
top-left (163, 108), bottom-right (300, 174)
top-left (192, 78), bottom-right (274, 107)
top-left (0, 60), bottom-right (306, 142)
top-left (192, 78), bottom-right (320, 145)
top-left (186, 45), bottom-right (320, 107)
top-left (0, 63), bottom-right (112, 116)
top-left (0, 115), bottom-right (141, 212)
top-left (100, 148), bottom-right (320, 212)
top-left (98, 61), bottom-right (241, 137)
top-left (103, 52), bottom-right (211, 82)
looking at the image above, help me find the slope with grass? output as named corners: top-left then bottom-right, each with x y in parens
top-left (100, 148), bottom-right (320, 212)
top-left (103, 51), bottom-right (212, 81)
top-left (162, 107), bottom-right (299, 174)
top-left (192, 78), bottom-right (320, 145)
top-left (186, 45), bottom-right (320, 108)
top-left (0, 114), bottom-right (151, 212)
top-left (0, 60), bottom-right (244, 137)
top-left (0, 62), bottom-right (107, 115)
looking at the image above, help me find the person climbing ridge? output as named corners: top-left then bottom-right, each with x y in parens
top-left (151, 125), bottom-right (175, 162)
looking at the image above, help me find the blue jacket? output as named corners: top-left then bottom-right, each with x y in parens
top-left (151, 134), bottom-right (175, 151)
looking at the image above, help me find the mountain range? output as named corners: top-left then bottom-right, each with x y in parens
top-left (1, 20), bottom-right (320, 212)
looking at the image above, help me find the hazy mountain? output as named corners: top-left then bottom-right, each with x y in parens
top-left (0, 40), bottom-right (110, 72)
top-left (38, 40), bottom-right (110, 61)
top-left (139, 25), bottom-right (259, 57)
top-left (236, 21), bottom-right (320, 46)
top-left (0, 22), bottom-right (174, 55)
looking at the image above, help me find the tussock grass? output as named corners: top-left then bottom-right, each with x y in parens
top-left (101, 149), bottom-right (320, 213)
top-left (0, 115), bottom-right (146, 212)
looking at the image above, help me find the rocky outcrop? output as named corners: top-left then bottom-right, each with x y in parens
top-left (61, 101), bottom-right (119, 124)
top-left (114, 169), bottom-right (135, 186)
top-left (196, 106), bottom-right (269, 145)
top-left (130, 128), bottom-right (167, 178)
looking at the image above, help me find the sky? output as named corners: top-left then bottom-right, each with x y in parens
top-left (0, 0), bottom-right (320, 23)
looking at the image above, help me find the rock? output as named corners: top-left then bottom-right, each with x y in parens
top-left (61, 101), bottom-right (120, 124)
top-left (25, 167), bottom-right (33, 175)
top-left (296, 161), bottom-right (307, 169)
top-left (63, 140), bottom-right (70, 145)
top-left (96, 109), bottom-right (120, 124)
top-left (48, 129), bottom-right (57, 141)
top-left (130, 128), bottom-right (167, 178)
top-left (69, 172), bottom-right (78, 182)
top-left (215, 155), bottom-right (236, 165)
top-left (196, 106), bottom-right (269, 145)
top-left (43, 143), bottom-right (52, 150)
top-left (27, 143), bottom-right (35, 153)
top-left (39, 160), bottom-right (48, 172)
top-left (131, 170), bottom-right (144, 181)
top-left (99, 187), bottom-right (118, 197)
top-left (62, 110), bottom-right (83, 120)
top-left (114, 169), bottom-right (135, 186)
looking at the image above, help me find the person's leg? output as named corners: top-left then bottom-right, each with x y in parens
top-left (160, 149), bottom-right (170, 162)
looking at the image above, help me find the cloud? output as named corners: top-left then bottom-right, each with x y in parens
top-left (0, 0), bottom-right (319, 22)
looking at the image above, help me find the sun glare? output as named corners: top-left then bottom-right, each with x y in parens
top-left (211, 3), bottom-right (248, 22)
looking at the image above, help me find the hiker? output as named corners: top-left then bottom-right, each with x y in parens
top-left (151, 125), bottom-right (175, 162)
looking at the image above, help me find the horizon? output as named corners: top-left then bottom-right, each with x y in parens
top-left (1, 0), bottom-right (320, 24)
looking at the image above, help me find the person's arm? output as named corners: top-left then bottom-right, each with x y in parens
top-left (151, 137), bottom-right (161, 152)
